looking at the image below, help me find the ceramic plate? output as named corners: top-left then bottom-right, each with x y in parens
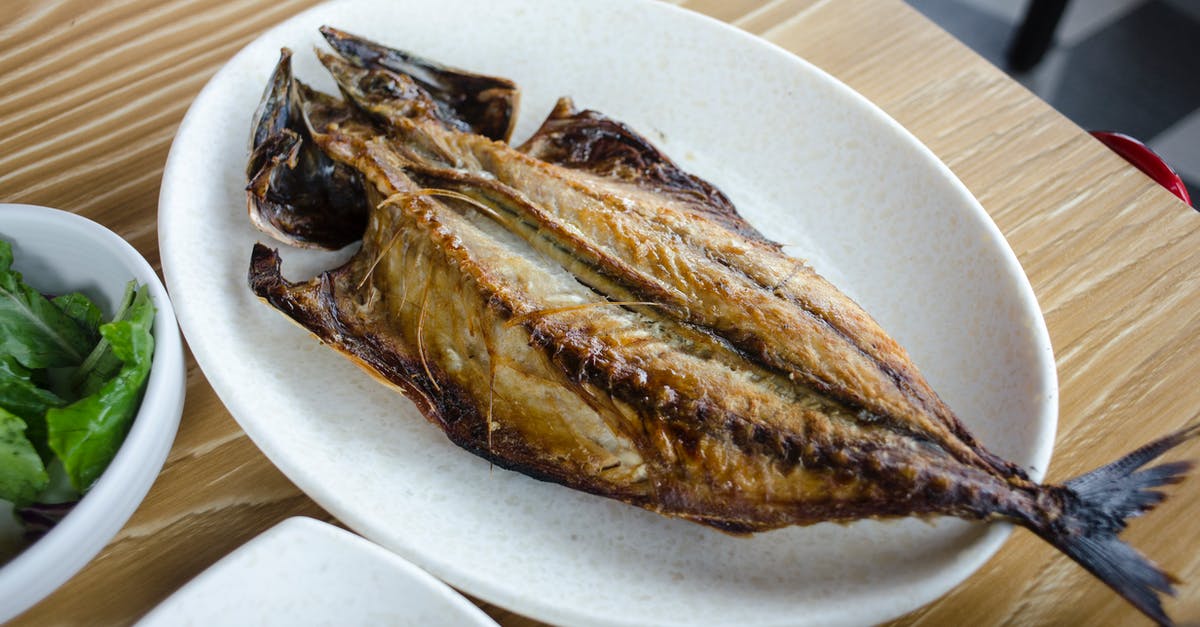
top-left (158, 1), bottom-right (1057, 625)
top-left (136, 517), bottom-right (497, 627)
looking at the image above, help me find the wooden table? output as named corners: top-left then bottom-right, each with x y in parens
top-left (3, 0), bottom-right (1197, 624)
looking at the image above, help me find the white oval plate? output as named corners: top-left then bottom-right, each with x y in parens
top-left (159, 1), bottom-right (1057, 625)
top-left (136, 517), bottom-right (497, 627)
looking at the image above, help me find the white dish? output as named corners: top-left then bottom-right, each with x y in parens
top-left (0, 204), bottom-right (186, 623)
top-left (158, 1), bottom-right (1057, 625)
top-left (137, 517), bottom-right (498, 627)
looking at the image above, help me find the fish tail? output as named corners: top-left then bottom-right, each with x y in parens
top-left (1034, 422), bottom-right (1200, 626)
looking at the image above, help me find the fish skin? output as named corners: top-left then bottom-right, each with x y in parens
top-left (246, 28), bottom-right (1198, 624)
top-left (245, 48), bottom-right (368, 250)
top-left (518, 96), bottom-right (773, 244)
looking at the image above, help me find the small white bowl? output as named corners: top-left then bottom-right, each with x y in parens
top-left (0, 204), bottom-right (186, 622)
top-left (137, 517), bottom-right (498, 627)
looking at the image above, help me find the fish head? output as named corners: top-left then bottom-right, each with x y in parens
top-left (319, 25), bottom-right (519, 142)
top-left (317, 48), bottom-right (456, 133)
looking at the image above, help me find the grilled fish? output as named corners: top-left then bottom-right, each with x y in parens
top-left (245, 27), bottom-right (1198, 624)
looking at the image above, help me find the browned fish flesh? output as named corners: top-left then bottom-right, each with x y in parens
top-left (244, 27), bottom-right (1198, 624)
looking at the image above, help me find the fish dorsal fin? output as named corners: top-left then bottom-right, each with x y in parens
top-left (520, 98), bottom-right (773, 245)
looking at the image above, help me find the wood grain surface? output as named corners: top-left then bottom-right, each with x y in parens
top-left (2, 0), bottom-right (1197, 625)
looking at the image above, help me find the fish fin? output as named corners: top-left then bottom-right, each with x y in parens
top-left (250, 48), bottom-right (294, 147)
top-left (518, 97), bottom-right (777, 246)
top-left (1039, 422), bottom-right (1200, 626)
top-left (319, 26), bottom-right (519, 142)
top-left (249, 243), bottom-right (443, 421)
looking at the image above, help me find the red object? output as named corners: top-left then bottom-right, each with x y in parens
top-left (1091, 131), bottom-right (1192, 207)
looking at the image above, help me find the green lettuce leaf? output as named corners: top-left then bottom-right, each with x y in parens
top-left (0, 355), bottom-right (65, 461)
top-left (52, 292), bottom-right (103, 343)
top-left (0, 241), bottom-right (95, 368)
top-left (70, 281), bottom-right (136, 398)
top-left (0, 405), bottom-right (49, 506)
top-left (46, 286), bottom-right (155, 492)
top-left (0, 355), bottom-right (65, 424)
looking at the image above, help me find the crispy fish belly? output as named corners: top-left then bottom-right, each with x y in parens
top-left (246, 29), bottom-right (1199, 624)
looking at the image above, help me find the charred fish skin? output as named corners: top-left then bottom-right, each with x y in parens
top-left (246, 48), bottom-right (369, 250)
top-left (518, 97), bottom-right (774, 244)
top-left (245, 27), bottom-right (1198, 625)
